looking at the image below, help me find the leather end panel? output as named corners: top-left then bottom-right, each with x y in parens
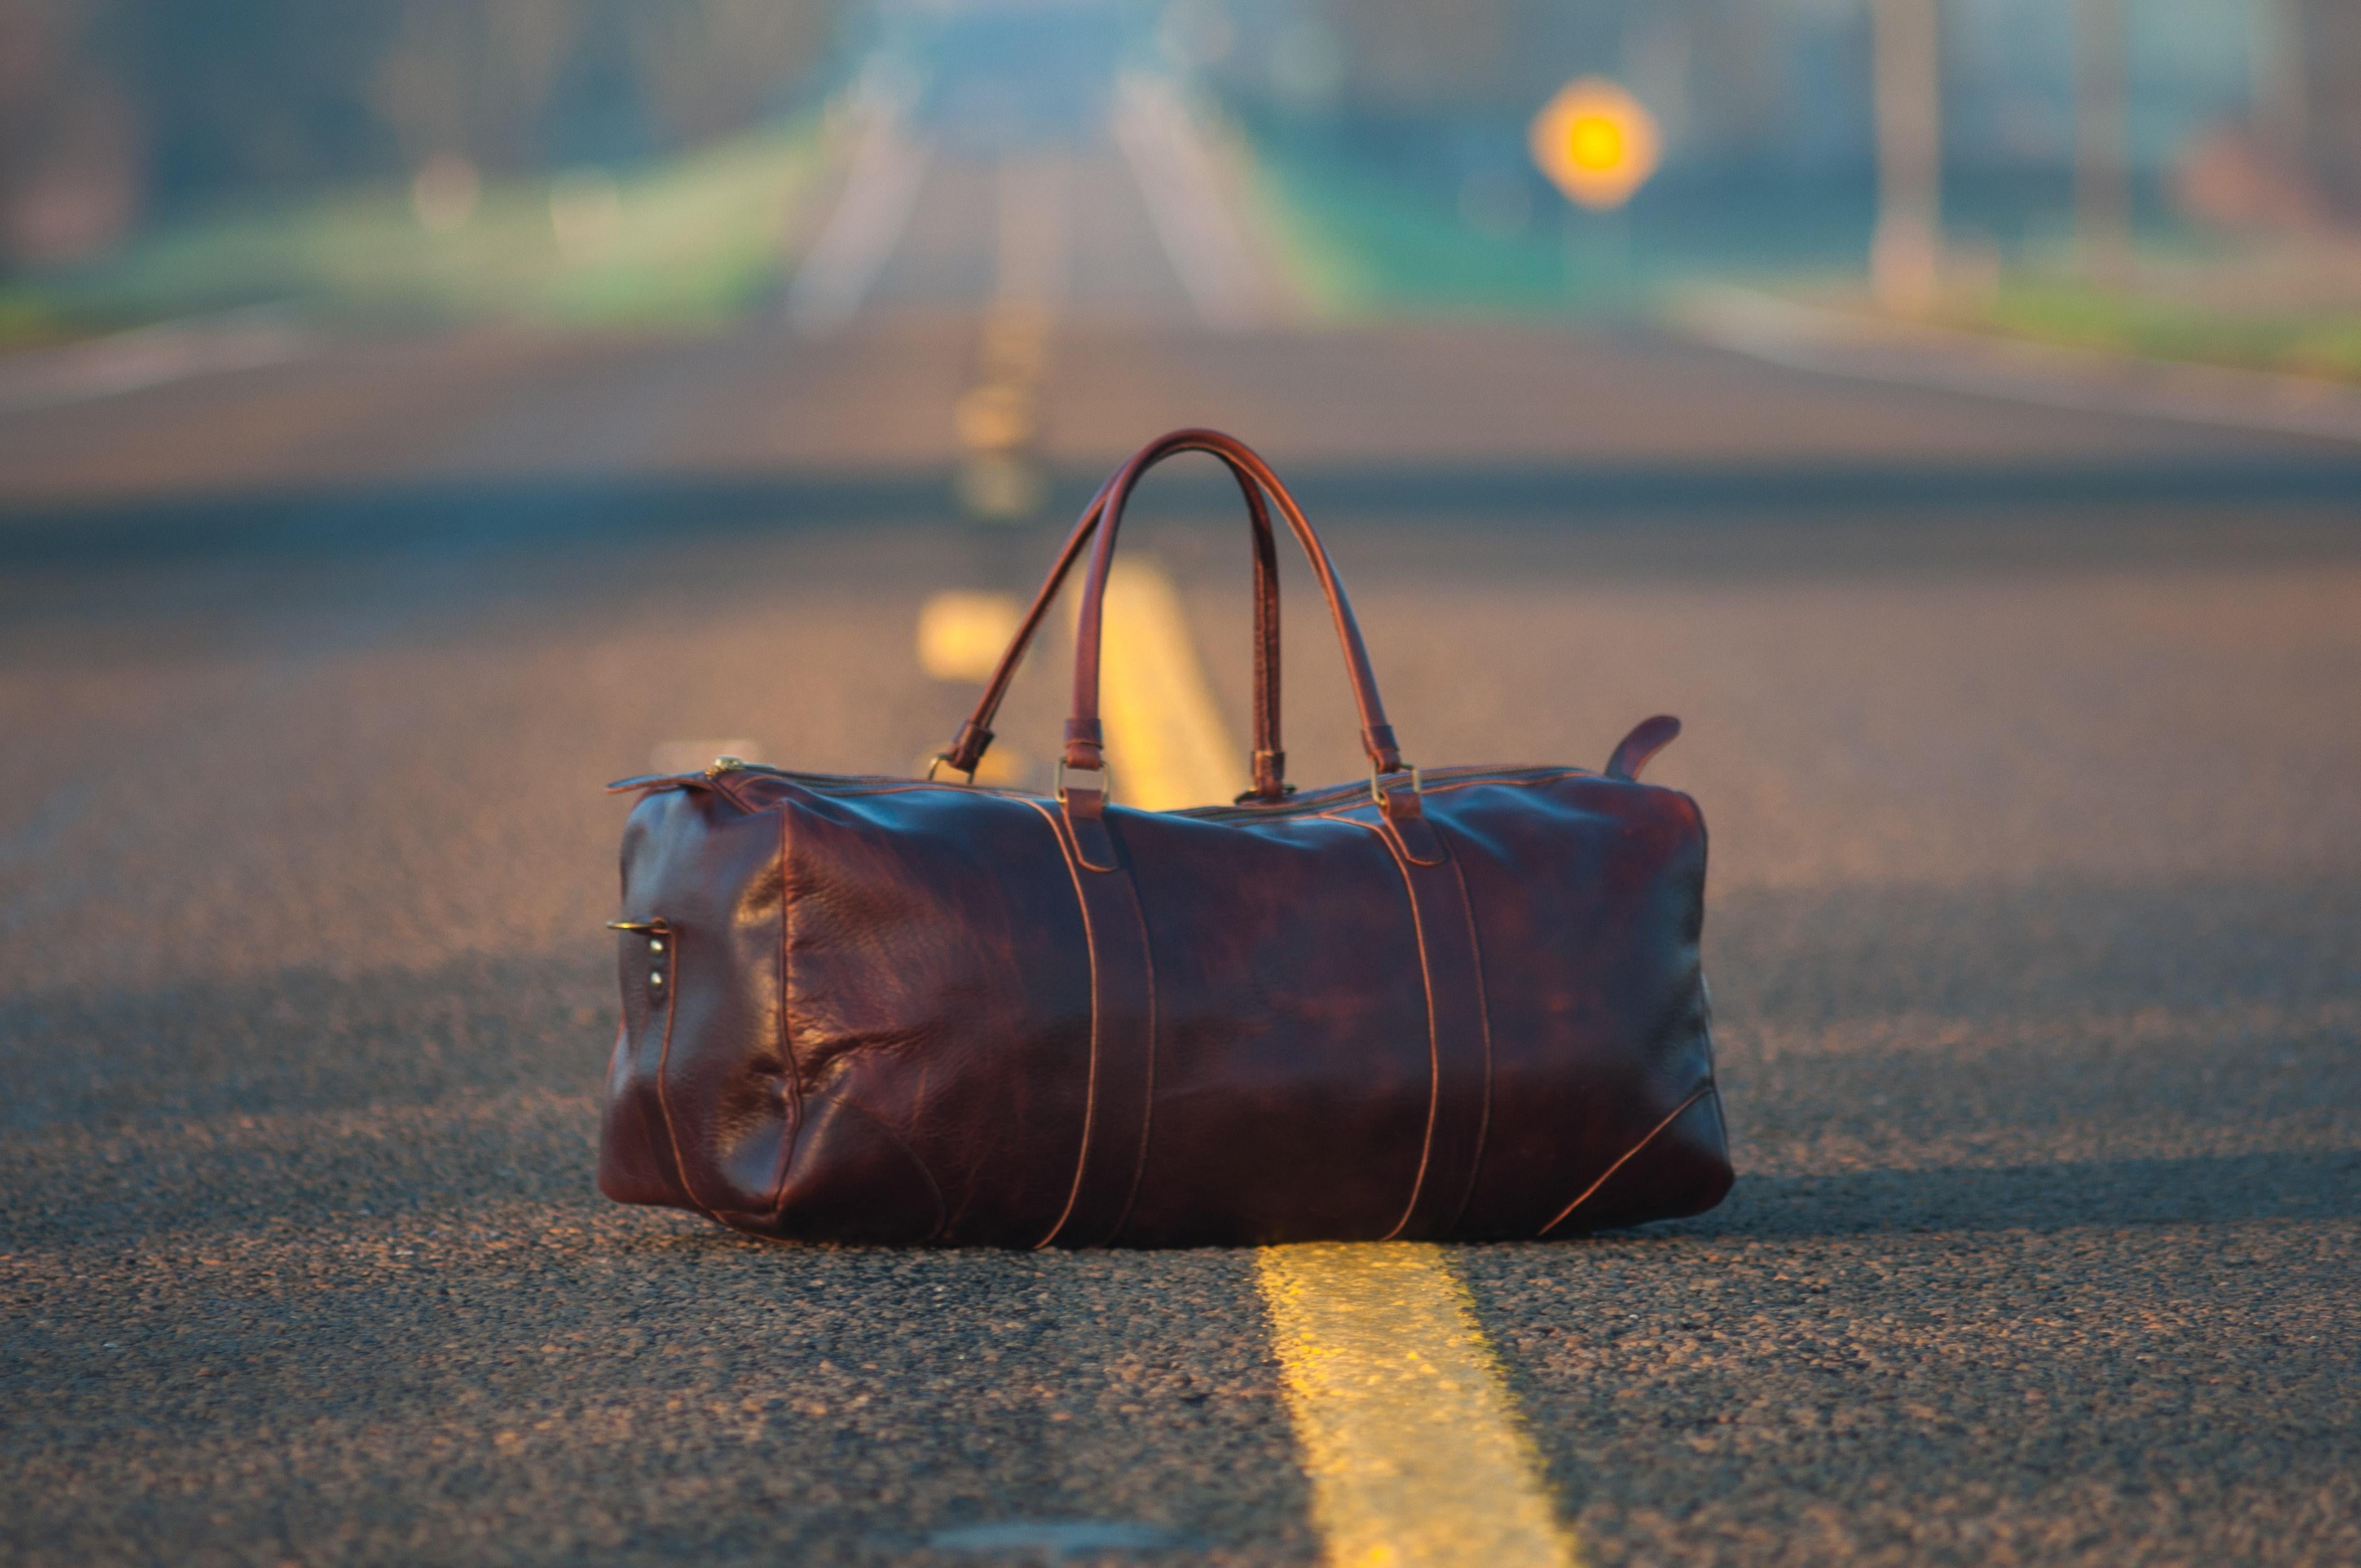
top-left (597, 1022), bottom-right (692, 1209)
top-left (748, 1092), bottom-right (946, 1244)
top-left (1549, 1088), bottom-right (1734, 1233)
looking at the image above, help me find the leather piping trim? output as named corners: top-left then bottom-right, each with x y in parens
top-left (666, 766), bottom-right (1595, 818)
top-left (1019, 797), bottom-right (1157, 1249)
top-left (1536, 1081), bottom-right (1720, 1237)
top-left (763, 803), bottom-right (807, 1220)
top-left (1366, 823), bottom-right (1439, 1239)
top-left (1438, 849), bottom-right (1494, 1229)
top-left (1022, 795), bottom-right (1100, 1248)
top-left (646, 922), bottom-right (714, 1219)
top-left (1330, 815), bottom-right (1494, 1242)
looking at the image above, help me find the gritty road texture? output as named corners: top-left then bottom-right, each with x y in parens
top-left (3, 303), bottom-right (2358, 1566)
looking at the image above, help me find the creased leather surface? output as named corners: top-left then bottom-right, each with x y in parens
top-left (599, 766), bottom-right (1731, 1246)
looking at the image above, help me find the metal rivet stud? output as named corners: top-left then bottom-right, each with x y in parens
top-left (648, 938), bottom-right (664, 954)
top-left (649, 972), bottom-right (664, 987)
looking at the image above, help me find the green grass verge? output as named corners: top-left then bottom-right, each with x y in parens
top-left (1940, 276), bottom-right (2361, 382)
top-left (19, 116), bottom-right (826, 336)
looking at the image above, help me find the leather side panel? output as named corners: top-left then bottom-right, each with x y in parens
top-left (1032, 803), bottom-right (1157, 1249)
top-left (765, 785), bottom-right (1095, 1246)
top-left (1115, 810), bottom-right (1433, 1246)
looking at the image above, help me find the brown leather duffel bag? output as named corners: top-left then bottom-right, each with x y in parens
top-left (599, 428), bottom-right (1731, 1246)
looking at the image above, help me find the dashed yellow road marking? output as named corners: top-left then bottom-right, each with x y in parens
top-left (917, 590), bottom-right (1024, 682)
top-left (1095, 559), bottom-right (1579, 1568)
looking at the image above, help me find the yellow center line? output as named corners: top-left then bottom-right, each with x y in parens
top-left (1096, 559), bottom-right (1250, 808)
top-left (1096, 558), bottom-right (1581, 1568)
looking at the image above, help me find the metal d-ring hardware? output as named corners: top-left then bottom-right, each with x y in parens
top-left (609, 921), bottom-right (673, 972)
top-left (925, 753), bottom-right (977, 784)
top-left (1054, 759), bottom-right (1112, 804)
top-left (609, 918), bottom-right (676, 989)
top-left (1370, 761), bottom-right (1424, 807)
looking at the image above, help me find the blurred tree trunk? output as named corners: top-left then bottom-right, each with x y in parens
top-left (1869, 0), bottom-right (1941, 313)
top-left (0, 0), bottom-right (143, 266)
top-left (2251, 0), bottom-right (2306, 171)
top-left (2296, 0), bottom-right (2361, 215)
top-left (2073, 0), bottom-right (2131, 284)
top-left (371, 0), bottom-right (574, 173)
top-left (627, 1), bottom-right (831, 149)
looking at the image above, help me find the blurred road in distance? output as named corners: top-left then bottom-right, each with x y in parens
top-left (6, 9), bottom-right (2361, 1565)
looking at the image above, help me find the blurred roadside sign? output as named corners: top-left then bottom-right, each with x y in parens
top-left (1529, 78), bottom-right (1660, 211)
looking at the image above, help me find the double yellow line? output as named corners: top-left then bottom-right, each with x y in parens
top-left (1098, 563), bottom-right (1581, 1568)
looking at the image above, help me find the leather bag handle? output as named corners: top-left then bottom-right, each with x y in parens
top-left (1064, 429), bottom-right (1405, 790)
top-left (939, 449), bottom-right (1292, 801)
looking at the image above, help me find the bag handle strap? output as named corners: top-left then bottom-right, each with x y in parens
top-left (938, 447), bottom-right (1292, 801)
top-left (1064, 429), bottom-right (1404, 790)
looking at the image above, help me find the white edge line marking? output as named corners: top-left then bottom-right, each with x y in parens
top-left (1673, 285), bottom-right (2361, 446)
top-left (785, 106), bottom-right (934, 339)
top-left (0, 309), bottom-right (313, 416)
top-left (1111, 74), bottom-right (1268, 334)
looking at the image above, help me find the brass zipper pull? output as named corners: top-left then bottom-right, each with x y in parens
top-left (706, 755), bottom-right (748, 777)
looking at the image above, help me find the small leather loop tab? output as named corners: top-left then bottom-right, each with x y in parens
top-left (1369, 819), bottom-right (1492, 1240)
top-left (1035, 813), bottom-right (1157, 1247)
top-left (1383, 804), bottom-right (1444, 866)
top-left (1364, 724), bottom-right (1403, 772)
top-left (944, 720), bottom-right (993, 774)
top-left (1606, 715), bottom-right (1682, 782)
top-left (1385, 814), bottom-right (1446, 866)
top-left (1375, 769), bottom-right (1443, 864)
top-left (1062, 788), bottom-right (1120, 873)
top-left (1249, 747), bottom-right (1288, 801)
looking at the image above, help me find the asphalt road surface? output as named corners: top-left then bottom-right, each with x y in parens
top-left (7, 160), bottom-right (2361, 1568)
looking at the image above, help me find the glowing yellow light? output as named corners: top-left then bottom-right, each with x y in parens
top-left (1569, 116), bottom-right (1625, 172)
top-left (1530, 78), bottom-right (1661, 211)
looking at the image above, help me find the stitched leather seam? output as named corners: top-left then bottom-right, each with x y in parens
top-left (646, 922), bottom-right (712, 1219)
top-left (1020, 796), bottom-right (1102, 1249)
top-left (1330, 815), bottom-right (1445, 1243)
top-left (1380, 810), bottom-right (1447, 867)
top-left (1536, 1079), bottom-right (1718, 1237)
top-left (1441, 847), bottom-right (1494, 1233)
top-left (765, 802), bottom-right (807, 1221)
top-left (1303, 772), bottom-right (1584, 837)
top-left (1069, 808), bottom-right (1122, 873)
top-left (700, 767), bottom-right (1589, 818)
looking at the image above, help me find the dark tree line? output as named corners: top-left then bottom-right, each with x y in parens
top-left (1, 0), bottom-right (839, 264)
